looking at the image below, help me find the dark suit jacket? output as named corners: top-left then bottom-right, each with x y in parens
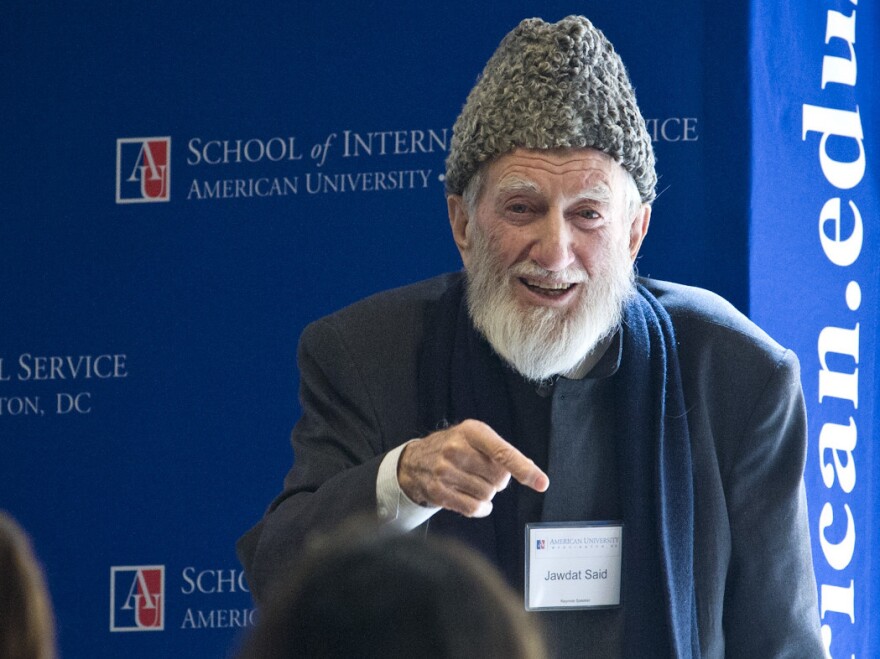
top-left (238, 273), bottom-right (824, 658)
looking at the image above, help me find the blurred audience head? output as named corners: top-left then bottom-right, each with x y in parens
top-left (0, 511), bottom-right (56, 659)
top-left (238, 519), bottom-right (546, 658)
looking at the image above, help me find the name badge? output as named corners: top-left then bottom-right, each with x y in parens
top-left (525, 521), bottom-right (622, 611)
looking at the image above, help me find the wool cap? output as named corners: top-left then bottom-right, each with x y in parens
top-left (445, 15), bottom-right (656, 203)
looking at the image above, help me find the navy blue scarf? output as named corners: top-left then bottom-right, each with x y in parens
top-left (417, 276), bottom-right (699, 658)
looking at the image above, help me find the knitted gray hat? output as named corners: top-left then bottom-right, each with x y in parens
top-left (445, 15), bottom-right (656, 203)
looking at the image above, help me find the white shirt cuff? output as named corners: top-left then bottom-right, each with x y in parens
top-left (377, 441), bottom-right (440, 531)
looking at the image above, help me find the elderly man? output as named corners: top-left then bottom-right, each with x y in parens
top-left (238, 15), bottom-right (824, 658)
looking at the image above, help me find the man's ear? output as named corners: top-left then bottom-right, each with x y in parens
top-left (447, 195), bottom-right (472, 268)
top-left (629, 204), bottom-right (651, 261)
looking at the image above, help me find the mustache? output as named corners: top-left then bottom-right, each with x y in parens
top-left (508, 261), bottom-right (589, 284)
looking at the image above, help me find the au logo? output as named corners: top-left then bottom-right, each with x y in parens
top-left (110, 565), bottom-right (165, 631)
top-left (116, 137), bottom-right (171, 203)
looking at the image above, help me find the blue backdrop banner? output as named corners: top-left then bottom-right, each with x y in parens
top-left (750, 0), bottom-right (878, 656)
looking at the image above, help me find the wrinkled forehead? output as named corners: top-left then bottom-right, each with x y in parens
top-left (484, 147), bottom-right (629, 199)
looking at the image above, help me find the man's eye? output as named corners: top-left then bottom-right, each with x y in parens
top-left (578, 209), bottom-right (601, 220)
top-left (507, 203), bottom-right (530, 214)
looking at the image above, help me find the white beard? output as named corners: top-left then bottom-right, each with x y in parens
top-left (465, 223), bottom-right (635, 382)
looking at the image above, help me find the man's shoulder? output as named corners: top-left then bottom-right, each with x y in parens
top-left (301, 273), bottom-right (462, 354)
top-left (641, 277), bottom-right (788, 361)
top-left (331, 272), bottom-right (461, 322)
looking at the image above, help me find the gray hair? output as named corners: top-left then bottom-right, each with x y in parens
top-left (446, 15), bottom-right (656, 204)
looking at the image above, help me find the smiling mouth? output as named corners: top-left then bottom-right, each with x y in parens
top-left (520, 278), bottom-right (578, 297)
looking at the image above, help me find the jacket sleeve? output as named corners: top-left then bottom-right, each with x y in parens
top-left (236, 317), bottom-right (392, 604)
top-left (721, 349), bottom-right (825, 658)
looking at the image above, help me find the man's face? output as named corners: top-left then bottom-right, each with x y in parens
top-left (448, 148), bottom-right (650, 380)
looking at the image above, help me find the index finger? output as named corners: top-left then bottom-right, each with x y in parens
top-left (465, 422), bottom-right (550, 493)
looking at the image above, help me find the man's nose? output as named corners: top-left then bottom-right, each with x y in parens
top-left (529, 210), bottom-right (575, 272)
